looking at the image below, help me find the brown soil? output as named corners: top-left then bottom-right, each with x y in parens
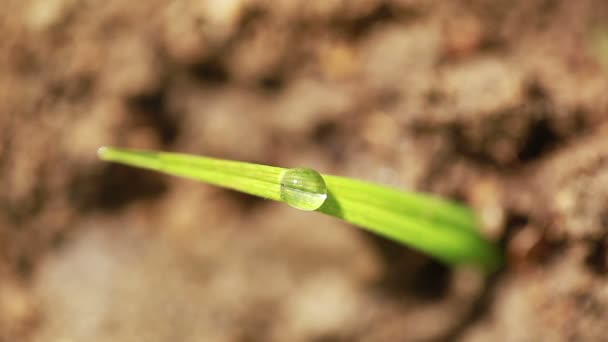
top-left (1, 0), bottom-right (608, 341)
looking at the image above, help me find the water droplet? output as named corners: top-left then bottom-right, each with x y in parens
top-left (280, 168), bottom-right (327, 211)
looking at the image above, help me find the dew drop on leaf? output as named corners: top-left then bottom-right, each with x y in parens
top-left (280, 168), bottom-right (327, 211)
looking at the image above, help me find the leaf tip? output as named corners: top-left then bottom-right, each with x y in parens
top-left (97, 146), bottom-right (111, 160)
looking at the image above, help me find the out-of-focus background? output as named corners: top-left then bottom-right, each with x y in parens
top-left (1, 0), bottom-right (608, 341)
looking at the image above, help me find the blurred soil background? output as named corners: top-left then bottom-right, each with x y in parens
top-left (1, 0), bottom-right (608, 341)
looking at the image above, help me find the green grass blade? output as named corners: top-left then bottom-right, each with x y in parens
top-left (318, 176), bottom-right (501, 271)
top-left (98, 146), bottom-right (502, 272)
top-left (98, 147), bottom-right (284, 200)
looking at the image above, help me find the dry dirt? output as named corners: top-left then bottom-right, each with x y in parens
top-left (1, 0), bottom-right (608, 341)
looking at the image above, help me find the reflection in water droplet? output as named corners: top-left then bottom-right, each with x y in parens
top-left (280, 168), bottom-right (327, 211)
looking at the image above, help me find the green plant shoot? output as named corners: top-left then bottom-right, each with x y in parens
top-left (98, 146), bottom-right (502, 272)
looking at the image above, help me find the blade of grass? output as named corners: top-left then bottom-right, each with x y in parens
top-left (98, 147), bottom-right (284, 200)
top-left (319, 175), bottom-right (500, 271)
top-left (98, 146), bottom-right (502, 272)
